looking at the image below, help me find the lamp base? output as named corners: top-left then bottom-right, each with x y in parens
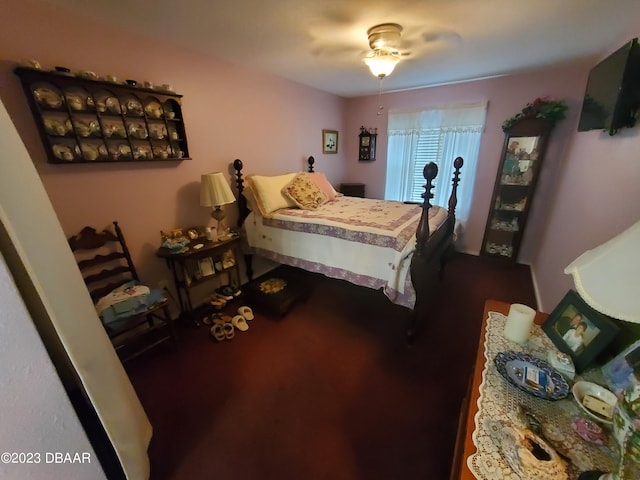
top-left (211, 207), bottom-right (226, 235)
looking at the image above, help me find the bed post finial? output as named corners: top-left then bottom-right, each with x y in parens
top-left (307, 156), bottom-right (315, 172)
top-left (448, 157), bottom-right (464, 216)
top-left (233, 159), bottom-right (248, 228)
top-left (415, 162), bottom-right (438, 252)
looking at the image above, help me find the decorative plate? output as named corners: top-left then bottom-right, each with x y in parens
top-left (105, 97), bottom-right (122, 114)
top-left (65, 93), bottom-right (85, 111)
top-left (33, 87), bottom-right (63, 109)
top-left (149, 125), bottom-right (167, 139)
top-left (494, 351), bottom-right (570, 400)
top-left (127, 122), bottom-right (148, 139)
top-left (52, 144), bottom-right (74, 161)
top-left (144, 100), bottom-right (163, 119)
top-left (44, 118), bottom-right (70, 136)
top-left (124, 98), bottom-right (143, 116)
top-left (79, 143), bottom-right (99, 161)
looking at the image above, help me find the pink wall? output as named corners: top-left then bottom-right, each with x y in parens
top-left (345, 37), bottom-right (640, 313)
top-left (532, 29), bottom-right (640, 313)
top-left (0, 0), bottom-right (345, 289)
top-left (345, 63), bottom-right (591, 261)
top-left (2, 0), bottom-right (639, 314)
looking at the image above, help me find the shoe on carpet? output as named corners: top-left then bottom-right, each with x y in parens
top-left (213, 314), bottom-right (232, 325)
top-left (215, 286), bottom-right (234, 300)
top-left (237, 305), bottom-right (254, 321)
top-left (232, 314), bottom-right (249, 332)
top-left (210, 324), bottom-right (226, 342)
top-left (223, 322), bottom-right (234, 339)
top-left (217, 285), bottom-right (242, 299)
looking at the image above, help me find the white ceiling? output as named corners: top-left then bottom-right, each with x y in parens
top-left (41, 0), bottom-right (640, 97)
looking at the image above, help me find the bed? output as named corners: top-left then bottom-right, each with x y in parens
top-left (233, 155), bottom-right (464, 340)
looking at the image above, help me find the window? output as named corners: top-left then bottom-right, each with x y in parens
top-left (385, 102), bottom-right (487, 235)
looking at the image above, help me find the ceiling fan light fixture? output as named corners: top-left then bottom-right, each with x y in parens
top-left (367, 23), bottom-right (403, 50)
top-left (364, 50), bottom-right (400, 78)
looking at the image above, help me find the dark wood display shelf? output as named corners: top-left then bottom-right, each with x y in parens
top-left (14, 67), bottom-right (190, 164)
top-left (481, 117), bottom-right (553, 261)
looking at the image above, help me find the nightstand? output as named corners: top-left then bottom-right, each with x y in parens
top-left (340, 183), bottom-right (365, 198)
top-left (157, 234), bottom-right (241, 326)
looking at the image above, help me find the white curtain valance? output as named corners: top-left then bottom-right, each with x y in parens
top-left (388, 125), bottom-right (485, 136)
top-left (388, 101), bottom-right (488, 133)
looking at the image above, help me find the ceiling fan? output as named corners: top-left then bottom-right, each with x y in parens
top-left (364, 23), bottom-right (408, 78)
top-left (310, 20), bottom-right (460, 78)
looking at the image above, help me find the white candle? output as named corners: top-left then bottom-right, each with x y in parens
top-left (504, 303), bottom-right (536, 344)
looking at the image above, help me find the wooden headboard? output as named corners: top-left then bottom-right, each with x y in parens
top-left (232, 156), bottom-right (317, 227)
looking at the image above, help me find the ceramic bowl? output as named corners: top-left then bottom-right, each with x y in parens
top-left (572, 381), bottom-right (617, 425)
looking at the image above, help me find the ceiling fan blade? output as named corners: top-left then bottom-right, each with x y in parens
top-left (421, 29), bottom-right (462, 45)
top-left (310, 44), bottom-right (366, 58)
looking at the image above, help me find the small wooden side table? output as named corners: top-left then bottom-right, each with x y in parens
top-left (340, 182), bottom-right (365, 198)
top-left (156, 235), bottom-right (241, 326)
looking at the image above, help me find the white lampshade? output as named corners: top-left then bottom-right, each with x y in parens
top-left (364, 50), bottom-right (400, 78)
top-left (564, 220), bottom-right (640, 324)
top-left (200, 172), bottom-right (235, 208)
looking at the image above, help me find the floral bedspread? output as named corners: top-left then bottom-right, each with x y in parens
top-left (244, 196), bottom-right (448, 309)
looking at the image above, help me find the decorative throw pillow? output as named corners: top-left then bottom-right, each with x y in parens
top-left (282, 173), bottom-right (328, 210)
top-left (307, 172), bottom-right (338, 202)
top-left (247, 173), bottom-right (298, 217)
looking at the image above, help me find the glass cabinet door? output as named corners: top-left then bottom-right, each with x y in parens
top-left (482, 118), bottom-right (552, 260)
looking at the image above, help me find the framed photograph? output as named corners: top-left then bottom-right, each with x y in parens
top-left (542, 290), bottom-right (619, 373)
top-left (196, 257), bottom-right (215, 279)
top-left (602, 339), bottom-right (640, 394)
top-left (322, 129), bottom-right (338, 154)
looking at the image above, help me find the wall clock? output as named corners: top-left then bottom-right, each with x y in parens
top-left (358, 126), bottom-right (377, 161)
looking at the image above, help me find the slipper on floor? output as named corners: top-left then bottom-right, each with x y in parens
top-left (238, 305), bottom-right (254, 321)
top-left (223, 322), bottom-right (234, 339)
top-left (232, 314), bottom-right (249, 332)
top-left (212, 314), bottom-right (232, 325)
top-left (210, 324), bottom-right (226, 342)
top-left (209, 298), bottom-right (225, 309)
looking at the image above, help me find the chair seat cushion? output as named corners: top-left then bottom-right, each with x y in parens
top-left (96, 281), bottom-right (166, 330)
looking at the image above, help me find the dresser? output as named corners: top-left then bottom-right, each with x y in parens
top-left (452, 300), bottom-right (615, 480)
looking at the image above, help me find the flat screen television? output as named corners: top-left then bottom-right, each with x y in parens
top-left (578, 38), bottom-right (640, 136)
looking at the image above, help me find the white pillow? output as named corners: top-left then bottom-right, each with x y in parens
top-left (247, 173), bottom-right (297, 217)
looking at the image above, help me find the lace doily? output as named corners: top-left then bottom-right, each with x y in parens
top-left (467, 311), bottom-right (616, 479)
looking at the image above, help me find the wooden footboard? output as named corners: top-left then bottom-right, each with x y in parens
top-left (232, 155), bottom-right (464, 341)
top-left (408, 156), bottom-right (463, 340)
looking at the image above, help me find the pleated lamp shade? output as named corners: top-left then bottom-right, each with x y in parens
top-left (200, 172), bottom-right (235, 208)
top-left (564, 220), bottom-right (640, 324)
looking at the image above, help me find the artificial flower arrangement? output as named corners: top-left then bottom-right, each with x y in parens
top-left (502, 97), bottom-right (568, 131)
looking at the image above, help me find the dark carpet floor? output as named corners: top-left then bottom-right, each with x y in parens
top-left (125, 253), bottom-right (537, 480)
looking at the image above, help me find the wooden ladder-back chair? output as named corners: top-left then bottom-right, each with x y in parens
top-left (68, 221), bottom-right (177, 362)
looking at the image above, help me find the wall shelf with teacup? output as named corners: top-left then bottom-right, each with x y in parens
top-left (14, 66), bottom-right (190, 164)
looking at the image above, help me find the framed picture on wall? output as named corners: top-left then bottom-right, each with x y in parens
top-left (322, 129), bottom-right (338, 154)
top-left (542, 290), bottom-right (619, 373)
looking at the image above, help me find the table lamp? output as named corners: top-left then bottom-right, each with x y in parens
top-left (200, 172), bottom-right (236, 234)
top-left (565, 220), bottom-right (640, 480)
